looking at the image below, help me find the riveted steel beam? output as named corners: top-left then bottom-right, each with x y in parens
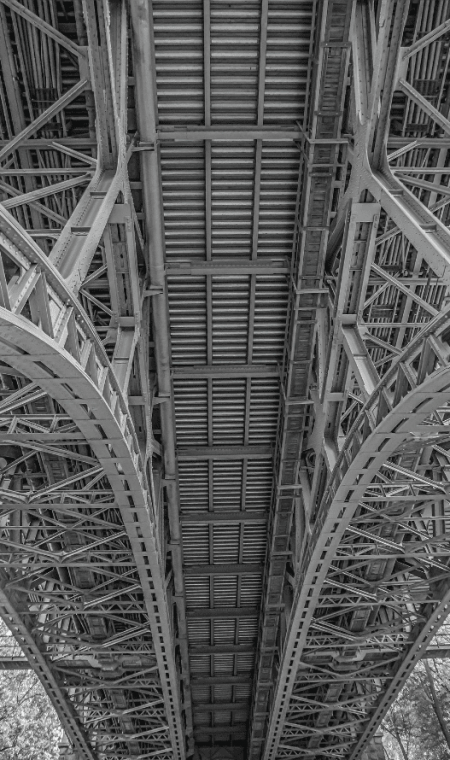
top-left (193, 729), bottom-right (248, 737)
top-left (193, 703), bottom-right (251, 713)
top-left (180, 511), bottom-right (268, 524)
top-left (0, 0), bottom-right (83, 57)
top-left (129, 2), bottom-right (193, 752)
top-left (173, 365), bottom-right (279, 379)
top-left (166, 260), bottom-right (290, 275)
top-left (177, 446), bottom-right (273, 460)
top-left (249, 2), bottom-right (354, 756)
top-left (0, 2), bottom-right (186, 759)
top-left (191, 676), bottom-right (252, 685)
top-left (186, 607), bottom-right (259, 619)
top-left (157, 127), bottom-right (301, 142)
top-left (189, 645), bottom-right (255, 655)
top-left (0, 80), bottom-right (88, 163)
top-left (184, 564), bottom-right (264, 576)
top-left (261, 4), bottom-right (450, 760)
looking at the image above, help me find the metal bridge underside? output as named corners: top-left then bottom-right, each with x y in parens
top-left (2, 2), bottom-right (450, 760)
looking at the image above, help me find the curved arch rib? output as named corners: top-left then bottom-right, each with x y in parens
top-left (0, 204), bottom-right (185, 759)
top-left (264, 304), bottom-right (450, 760)
top-left (263, 2), bottom-right (450, 758)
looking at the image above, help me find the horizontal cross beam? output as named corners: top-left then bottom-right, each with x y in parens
top-left (173, 365), bottom-right (279, 379)
top-left (193, 702), bottom-right (250, 713)
top-left (423, 648), bottom-right (450, 659)
top-left (184, 564), bottom-right (264, 576)
top-left (189, 644), bottom-right (256, 654)
top-left (177, 446), bottom-right (273, 460)
top-left (180, 511), bottom-right (268, 524)
top-left (193, 727), bottom-right (248, 736)
top-left (186, 607), bottom-right (259, 619)
top-left (0, 658), bottom-right (29, 669)
top-left (191, 675), bottom-right (252, 685)
top-left (166, 259), bottom-right (289, 275)
top-left (157, 126), bottom-right (301, 141)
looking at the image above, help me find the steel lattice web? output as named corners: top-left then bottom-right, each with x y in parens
top-left (1, 2), bottom-right (450, 760)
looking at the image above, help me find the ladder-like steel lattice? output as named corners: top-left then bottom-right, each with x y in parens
top-left (1, 2), bottom-right (450, 760)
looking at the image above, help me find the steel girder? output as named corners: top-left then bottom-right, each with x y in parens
top-left (262, 2), bottom-right (450, 760)
top-left (4, 3), bottom-right (450, 760)
top-left (249, 2), bottom-right (353, 756)
top-left (0, 2), bottom-right (186, 759)
top-left (134, 3), bottom-right (315, 759)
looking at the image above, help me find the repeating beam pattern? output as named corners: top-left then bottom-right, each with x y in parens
top-left (135, 3), bottom-right (313, 759)
top-left (0, 2), bottom-right (186, 759)
top-left (261, 2), bottom-right (450, 760)
top-left (3, 2), bottom-right (450, 760)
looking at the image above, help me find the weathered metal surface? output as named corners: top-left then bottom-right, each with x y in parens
top-left (262, 2), bottom-right (450, 760)
top-left (2, 2), bottom-right (450, 760)
top-left (0, 2), bottom-right (184, 759)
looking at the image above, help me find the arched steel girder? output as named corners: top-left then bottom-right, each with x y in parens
top-left (5, 1), bottom-right (450, 759)
top-left (261, 2), bottom-right (450, 759)
top-left (0, 0), bottom-right (193, 756)
top-left (0, 205), bottom-right (185, 759)
top-left (0, 589), bottom-right (96, 760)
top-left (248, 1), bottom-right (354, 754)
top-left (264, 306), bottom-right (450, 760)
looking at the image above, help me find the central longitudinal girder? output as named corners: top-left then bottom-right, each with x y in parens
top-left (3, 1), bottom-right (450, 760)
top-left (262, 2), bottom-right (450, 760)
top-left (0, 2), bottom-right (185, 759)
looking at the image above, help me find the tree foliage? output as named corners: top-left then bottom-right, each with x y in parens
top-left (0, 622), bottom-right (62, 760)
top-left (0, 669), bottom-right (63, 760)
top-left (1, 623), bottom-right (450, 760)
top-left (382, 658), bottom-right (450, 760)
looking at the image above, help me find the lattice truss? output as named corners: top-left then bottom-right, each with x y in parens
top-left (0, 2), bottom-right (187, 759)
top-left (4, 2), bottom-right (450, 760)
top-left (140, 3), bottom-right (318, 760)
top-left (257, 1), bottom-right (450, 760)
